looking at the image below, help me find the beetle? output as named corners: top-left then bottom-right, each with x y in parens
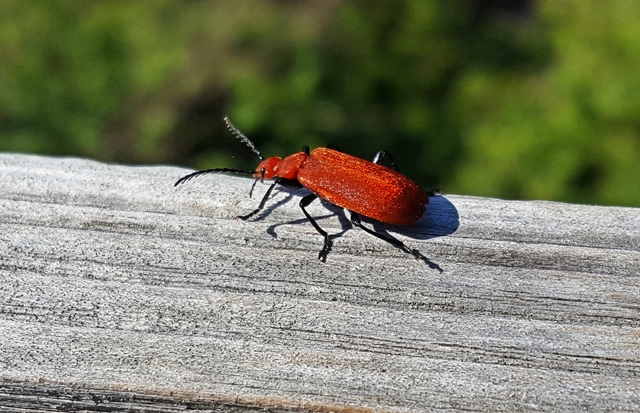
top-left (175, 117), bottom-right (429, 262)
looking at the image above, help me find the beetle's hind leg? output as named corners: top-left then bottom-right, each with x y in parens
top-left (350, 211), bottom-right (425, 261)
top-left (299, 194), bottom-right (332, 262)
top-left (372, 150), bottom-right (400, 171)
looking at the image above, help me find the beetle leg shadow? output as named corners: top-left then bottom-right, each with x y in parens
top-left (266, 213), bottom-right (337, 238)
top-left (351, 212), bottom-right (442, 272)
top-left (265, 197), bottom-right (351, 260)
top-left (319, 200), bottom-right (353, 231)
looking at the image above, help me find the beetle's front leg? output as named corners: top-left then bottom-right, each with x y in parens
top-left (237, 179), bottom-right (279, 220)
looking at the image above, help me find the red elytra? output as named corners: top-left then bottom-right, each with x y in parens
top-left (175, 117), bottom-right (430, 263)
top-left (254, 148), bottom-right (428, 226)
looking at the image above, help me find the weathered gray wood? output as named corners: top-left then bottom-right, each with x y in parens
top-left (0, 153), bottom-right (639, 412)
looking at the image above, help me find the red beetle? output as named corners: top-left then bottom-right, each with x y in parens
top-left (176, 117), bottom-right (429, 262)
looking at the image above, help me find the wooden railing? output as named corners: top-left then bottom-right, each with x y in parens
top-left (1, 153), bottom-right (639, 412)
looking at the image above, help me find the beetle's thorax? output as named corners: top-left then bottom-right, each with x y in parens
top-left (254, 152), bottom-right (308, 181)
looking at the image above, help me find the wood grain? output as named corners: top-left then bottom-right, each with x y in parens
top-left (1, 153), bottom-right (639, 412)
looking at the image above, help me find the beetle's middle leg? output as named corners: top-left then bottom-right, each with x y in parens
top-left (299, 193), bottom-right (332, 262)
top-left (350, 211), bottom-right (425, 261)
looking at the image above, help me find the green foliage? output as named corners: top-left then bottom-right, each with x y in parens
top-left (0, 0), bottom-right (193, 161)
top-left (1, 0), bottom-right (639, 206)
top-left (452, 0), bottom-right (640, 205)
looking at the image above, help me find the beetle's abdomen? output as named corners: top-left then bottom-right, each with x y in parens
top-left (298, 148), bottom-right (428, 225)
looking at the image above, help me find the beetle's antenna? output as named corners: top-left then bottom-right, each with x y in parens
top-left (224, 117), bottom-right (264, 161)
top-left (174, 168), bottom-right (254, 187)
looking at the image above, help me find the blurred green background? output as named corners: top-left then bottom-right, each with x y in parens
top-left (1, 0), bottom-right (639, 206)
